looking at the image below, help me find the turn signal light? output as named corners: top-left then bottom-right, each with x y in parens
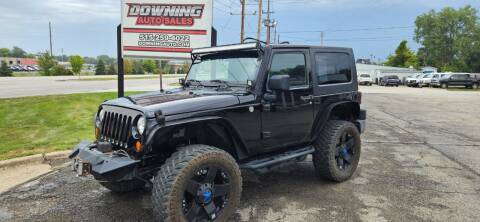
top-left (134, 141), bottom-right (143, 153)
top-left (95, 127), bottom-right (101, 139)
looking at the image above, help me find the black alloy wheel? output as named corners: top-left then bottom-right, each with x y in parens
top-left (182, 165), bottom-right (231, 221)
top-left (334, 131), bottom-right (356, 172)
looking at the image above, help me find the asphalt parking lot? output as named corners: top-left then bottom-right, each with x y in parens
top-left (1, 85), bottom-right (479, 222)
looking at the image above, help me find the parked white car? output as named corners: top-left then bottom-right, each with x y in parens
top-left (358, 74), bottom-right (373, 86)
top-left (419, 74), bottom-right (435, 87)
top-left (406, 74), bottom-right (422, 87)
top-left (431, 73), bottom-right (450, 87)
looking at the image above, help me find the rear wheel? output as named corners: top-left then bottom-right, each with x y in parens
top-left (473, 83), bottom-right (479, 89)
top-left (313, 120), bottom-right (361, 182)
top-left (99, 179), bottom-right (145, 193)
top-left (152, 145), bottom-right (242, 222)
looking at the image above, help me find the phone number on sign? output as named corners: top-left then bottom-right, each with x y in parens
top-left (139, 34), bottom-right (191, 42)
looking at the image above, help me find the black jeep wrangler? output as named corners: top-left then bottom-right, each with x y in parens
top-left (70, 42), bottom-right (366, 222)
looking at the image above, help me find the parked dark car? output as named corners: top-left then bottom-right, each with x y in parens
top-left (69, 42), bottom-right (366, 221)
top-left (380, 75), bottom-right (401, 87)
top-left (439, 74), bottom-right (477, 89)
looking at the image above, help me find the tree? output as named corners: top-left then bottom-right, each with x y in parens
top-left (95, 59), bottom-right (106, 75)
top-left (142, 60), bottom-right (156, 73)
top-left (0, 61), bottom-right (13, 77)
top-left (107, 63), bottom-right (117, 75)
top-left (0, 48), bottom-right (9, 57)
top-left (414, 6), bottom-right (480, 72)
top-left (69, 55), bottom-right (84, 78)
top-left (385, 41), bottom-right (418, 68)
top-left (179, 61), bottom-right (190, 74)
top-left (97, 55), bottom-right (115, 65)
top-left (133, 61), bottom-right (144, 74)
top-left (124, 59), bottom-right (133, 74)
top-left (38, 51), bottom-right (57, 76)
top-left (10, 46), bottom-right (27, 58)
top-left (83, 57), bottom-right (97, 65)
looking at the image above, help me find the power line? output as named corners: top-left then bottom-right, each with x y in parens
top-left (278, 26), bottom-right (415, 34)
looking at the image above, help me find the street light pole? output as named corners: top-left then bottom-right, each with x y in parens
top-left (49, 22), bottom-right (53, 56)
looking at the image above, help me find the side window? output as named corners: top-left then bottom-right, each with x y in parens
top-left (315, 53), bottom-right (352, 85)
top-left (270, 53), bottom-right (307, 86)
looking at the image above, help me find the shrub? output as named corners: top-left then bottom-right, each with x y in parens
top-left (50, 65), bottom-right (73, 76)
top-left (0, 61), bottom-right (13, 77)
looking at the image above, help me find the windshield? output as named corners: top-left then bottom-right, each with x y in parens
top-left (187, 52), bottom-right (260, 86)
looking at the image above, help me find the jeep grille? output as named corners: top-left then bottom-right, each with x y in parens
top-left (100, 111), bottom-right (133, 148)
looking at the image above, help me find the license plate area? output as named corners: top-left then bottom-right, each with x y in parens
top-left (72, 158), bottom-right (91, 177)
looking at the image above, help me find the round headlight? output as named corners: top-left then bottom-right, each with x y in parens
top-left (95, 109), bottom-right (105, 128)
top-left (99, 109), bottom-right (105, 121)
top-left (137, 116), bottom-right (146, 135)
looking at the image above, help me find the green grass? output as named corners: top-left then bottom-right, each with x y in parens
top-left (0, 92), bottom-right (144, 160)
top-left (12, 72), bottom-right (40, 77)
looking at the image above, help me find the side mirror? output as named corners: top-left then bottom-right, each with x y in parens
top-left (179, 78), bottom-right (186, 87)
top-left (268, 75), bottom-right (290, 91)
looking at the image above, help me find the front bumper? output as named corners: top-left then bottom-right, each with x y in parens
top-left (69, 141), bottom-right (140, 181)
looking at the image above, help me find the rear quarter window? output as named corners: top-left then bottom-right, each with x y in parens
top-left (315, 53), bottom-right (352, 85)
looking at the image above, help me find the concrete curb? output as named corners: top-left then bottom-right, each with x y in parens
top-left (0, 150), bottom-right (71, 168)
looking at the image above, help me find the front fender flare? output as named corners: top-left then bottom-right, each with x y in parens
top-left (145, 116), bottom-right (249, 160)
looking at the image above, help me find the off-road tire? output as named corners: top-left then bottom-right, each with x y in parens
top-left (99, 179), bottom-right (145, 193)
top-left (152, 145), bottom-right (242, 222)
top-left (313, 120), bottom-right (361, 182)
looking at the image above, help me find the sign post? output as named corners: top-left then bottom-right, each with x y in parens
top-left (117, 24), bottom-right (125, 98)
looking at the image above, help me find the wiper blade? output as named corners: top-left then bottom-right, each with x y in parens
top-left (209, 79), bottom-right (230, 85)
top-left (186, 79), bottom-right (203, 86)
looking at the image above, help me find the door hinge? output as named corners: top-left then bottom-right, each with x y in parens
top-left (262, 131), bottom-right (272, 138)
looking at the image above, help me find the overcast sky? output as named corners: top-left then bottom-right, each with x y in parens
top-left (0, 0), bottom-right (478, 61)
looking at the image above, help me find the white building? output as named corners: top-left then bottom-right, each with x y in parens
top-left (356, 63), bottom-right (421, 84)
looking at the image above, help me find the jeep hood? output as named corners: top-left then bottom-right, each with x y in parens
top-left (103, 89), bottom-right (242, 116)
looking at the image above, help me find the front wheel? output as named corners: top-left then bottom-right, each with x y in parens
top-left (441, 83), bottom-right (448, 89)
top-left (473, 83), bottom-right (479, 89)
top-left (313, 120), bottom-right (361, 182)
top-left (152, 145), bottom-right (242, 222)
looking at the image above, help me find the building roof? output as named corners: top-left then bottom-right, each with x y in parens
top-left (356, 63), bottom-right (416, 71)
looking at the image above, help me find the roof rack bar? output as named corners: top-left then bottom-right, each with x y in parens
top-left (192, 42), bottom-right (259, 55)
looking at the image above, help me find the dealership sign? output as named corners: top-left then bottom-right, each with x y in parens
top-left (121, 0), bottom-right (213, 59)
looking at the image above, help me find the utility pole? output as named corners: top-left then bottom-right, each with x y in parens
top-left (257, 0), bottom-right (262, 40)
top-left (266, 0), bottom-right (271, 44)
top-left (240, 0), bottom-right (245, 43)
top-left (320, 31), bottom-right (324, 46)
top-left (49, 22), bottom-right (53, 56)
top-left (273, 21), bottom-right (278, 43)
top-left (231, 2), bottom-right (256, 43)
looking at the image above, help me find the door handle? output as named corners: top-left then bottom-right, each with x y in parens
top-left (300, 95), bottom-right (314, 102)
